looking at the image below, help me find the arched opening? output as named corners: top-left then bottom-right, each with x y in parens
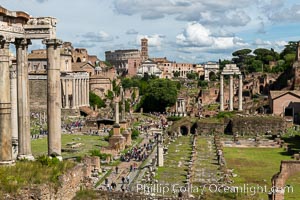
top-left (76, 57), bottom-right (81, 62)
top-left (209, 71), bottom-right (216, 81)
top-left (180, 126), bottom-right (188, 136)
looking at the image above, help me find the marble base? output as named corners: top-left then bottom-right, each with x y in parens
top-left (17, 154), bottom-right (35, 161)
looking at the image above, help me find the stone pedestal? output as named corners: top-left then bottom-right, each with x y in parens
top-left (0, 40), bottom-right (13, 163)
top-left (43, 39), bottom-right (62, 157)
top-left (16, 38), bottom-right (34, 160)
top-left (122, 129), bottom-right (132, 146)
top-left (119, 120), bottom-right (127, 129)
top-left (109, 124), bottom-right (125, 151)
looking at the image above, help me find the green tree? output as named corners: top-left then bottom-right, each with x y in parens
top-left (89, 92), bottom-right (106, 108)
top-left (137, 79), bottom-right (178, 112)
top-left (186, 72), bottom-right (198, 79)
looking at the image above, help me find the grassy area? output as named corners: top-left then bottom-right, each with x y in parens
top-left (0, 158), bottom-right (75, 196)
top-left (224, 147), bottom-right (300, 200)
top-left (31, 134), bottom-right (109, 158)
top-left (155, 136), bottom-right (192, 194)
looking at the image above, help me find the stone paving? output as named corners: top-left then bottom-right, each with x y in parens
top-left (98, 133), bottom-right (154, 191)
top-left (191, 136), bottom-right (220, 187)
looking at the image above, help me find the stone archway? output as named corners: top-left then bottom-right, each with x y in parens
top-left (209, 71), bottom-right (217, 81)
top-left (180, 126), bottom-right (189, 135)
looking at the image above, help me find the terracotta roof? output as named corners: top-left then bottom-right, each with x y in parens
top-left (72, 62), bottom-right (94, 72)
top-left (28, 50), bottom-right (47, 60)
top-left (270, 90), bottom-right (300, 100)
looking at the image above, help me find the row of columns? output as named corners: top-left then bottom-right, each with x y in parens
top-left (62, 77), bottom-right (89, 109)
top-left (220, 74), bottom-right (243, 111)
top-left (175, 99), bottom-right (186, 116)
top-left (0, 38), bottom-right (62, 164)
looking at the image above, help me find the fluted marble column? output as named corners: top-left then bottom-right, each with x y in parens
top-left (238, 74), bottom-right (243, 111)
top-left (43, 39), bottom-right (62, 158)
top-left (10, 66), bottom-right (18, 160)
top-left (82, 79), bottom-right (86, 105)
top-left (65, 79), bottom-right (69, 108)
top-left (75, 79), bottom-right (79, 108)
top-left (220, 75), bottom-right (224, 111)
top-left (0, 40), bottom-right (13, 164)
top-left (86, 79), bottom-right (90, 106)
top-left (229, 75), bottom-right (233, 111)
top-left (16, 39), bottom-right (34, 160)
top-left (72, 78), bottom-right (75, 109)
top-left (79, 78), bottom-right (82, 107)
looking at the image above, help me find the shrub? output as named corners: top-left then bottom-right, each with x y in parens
top-left (131, 129), bottom-right (140, 140)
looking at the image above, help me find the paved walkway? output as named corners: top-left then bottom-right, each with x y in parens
top-left (97, 133), bottom-right (154, 191)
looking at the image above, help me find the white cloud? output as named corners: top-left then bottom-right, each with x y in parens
top-left (136, 34), bottom-right (164, 48)
top-left (176, 22), bottom-right (247, 50)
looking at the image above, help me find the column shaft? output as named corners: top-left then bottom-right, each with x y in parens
top-left (220, 75), bottom-right (224, 111)
top-left (10, 68), bottom-right (18, 159)
top-left (83, 79), bottom-right (86, 105)
top-left (75, 79), bottom-right (79, 108)
top-left (72, 78), bottom-right (75, 109)
top-left (86, 79), bottom-right (90, 106)
top-left (229, 75), bottom-right (233, 111)
top-left (65, 79), bottom-right (69, 108)
top-left (44, 39), bottom-right (62, 157)
top-left (79, 79), bottom-right (82, 107)
top-left (238, 75), bottom-right (243, 111)
top-left (0, 41), bottom-right (12, 162)
top-left (16, 39), bottom-right (33, 160)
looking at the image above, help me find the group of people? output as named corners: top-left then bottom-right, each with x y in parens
top-left (120, 142), bottom-right (153, 162)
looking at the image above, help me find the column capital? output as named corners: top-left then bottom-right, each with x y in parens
top-left (15, 38), bottom-right (31, 48)
top-left (42, 38), bottom-right (62, 47)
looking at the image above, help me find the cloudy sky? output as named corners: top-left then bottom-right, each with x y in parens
top-left (2, 0), bottom-right (300, 63)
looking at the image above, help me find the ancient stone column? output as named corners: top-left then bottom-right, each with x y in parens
top-left (86, 79), bottom-right (90, 106)
top-left (229, 74), bottom-right (233, 111)
top-left (65, 79), bottom-right (69, 108)
top-left (82, 79), bottom-right (86, 106)
top-left (0, 40), bottom-right (13, 164)
top-left (115, 100), bottom-right (119, 124)
top-left (78, 78), bottom-right (82, 107)
top-left (220, 74), bottom-right (224, 111)
top-left (43, 39), bottom-right (62, 158)
top-left (16, 39), bottom-right (34, 160)
top-left (238, 74), bottom-right (243, 111)
top-left (10, 68), bottom-right (18, 160)
top-left (72, 78), bottom-right (76, 109)
top-left (75, 79), bottom-right (79, 108)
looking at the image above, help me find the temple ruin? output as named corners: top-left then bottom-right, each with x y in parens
top-left (0, 6), bottom-right (62, 163)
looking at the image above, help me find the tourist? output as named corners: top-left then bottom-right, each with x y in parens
top-left (121, 176), bottom-right (125, 184)
top-left (126, 175), bottom-right (130, 184)
top-left (115, 166), bottom-right (119, 174)
top-left (105, 178), bottom-right (108, 185)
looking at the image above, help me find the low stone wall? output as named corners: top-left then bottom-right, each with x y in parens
top-left (196, 121), bottom-right (224, 135)
top-left (231, 116), bottom-right (285, 135)
top-left (5, 156), bottom-right (99, 200)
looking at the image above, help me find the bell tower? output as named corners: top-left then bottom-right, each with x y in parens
top-left (141, 38), bottom-right (148, 61)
